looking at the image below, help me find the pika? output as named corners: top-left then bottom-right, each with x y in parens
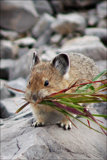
top-left (25, 52), bottom-right (99, 129)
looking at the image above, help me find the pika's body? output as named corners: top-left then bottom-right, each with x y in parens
top-left (26, 52), bottom-right (99, 129)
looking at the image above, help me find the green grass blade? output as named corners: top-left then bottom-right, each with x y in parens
top-left (96, 84), bottom-right (107, 92)
top-left (76, 70), bottom-right (107, 93)
top-left (92, 114), bottom-right (107, 118)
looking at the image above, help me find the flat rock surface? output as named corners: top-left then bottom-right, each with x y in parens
top-left (0, 99), bottom-right (106, 160)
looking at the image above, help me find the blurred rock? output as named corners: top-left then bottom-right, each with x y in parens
top-left (93, 103), bottom-right (107, 116)
top-left (85, 28), bottom-right (107, 45)
top-left (62, 0), bottom-right (101, 8)
top-left (1, 97), bottom-right (29, 114)
top-left (50, 0), bottom-right (64, 13)
top-left (33, 0), bottom-right (53, 15)
top-left (0, 29), bottom-right (19, 40)
top-left (98, 19), bottom-right (107, 28)
top-left (32, 13), bottom-right (55, 38)
top-left (14, 37), bottom-right (36, 48)
top-left (87, 9), bottom-right (98, 27)
top-left (51, 13), bottom-right (86, 35)
top-left (9, 49), bottom-right (35, 80)
top-left (0, 119), bottom-right (4, 126)
top-left (1, 108), bottom-right (106, 160)
top-left (61, 36), bottom-right (107, 61)
top-left (0, 102), bottom-right (12, 118)
top-left (96, 60), bottom-right (107, 72)
top-left (7, 77), bottom-right (26, 96)
top-left (50, 34), bottom-right (62, 45)
top-left (18, 47), bottom-right (30, 57)
top-left (97, 1), bottom-right (107, 19)
top-left (0, 59), bottom-right (15, 80)
top-left (0, 40), bottom-right (18, 59)
top-left (0, 79), bottom-right (13, 99)
top-left (50, 0), bottom-right (101, 12)
top-left (40, 47), bottom-right (57, 61)
top-left (0, 0), bottom-right (39, 33)
top-left (35, 30), bottom-right (52, 47)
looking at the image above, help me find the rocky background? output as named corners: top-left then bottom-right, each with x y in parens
top-left (0, 0), bottom-right (107, 160)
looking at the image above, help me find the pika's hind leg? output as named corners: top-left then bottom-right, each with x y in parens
top-left (57, 118), bottom-right (72, 130)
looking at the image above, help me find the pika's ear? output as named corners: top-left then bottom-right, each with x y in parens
top-left (32, 51), bottom-right (40, 66)
top-left (51, 54), bottom-right (70, 75)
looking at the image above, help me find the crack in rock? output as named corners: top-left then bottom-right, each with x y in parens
top-left (11, 138), bottom-right (21, 160)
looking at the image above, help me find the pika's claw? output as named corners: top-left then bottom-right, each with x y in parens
top-left (32, 121), bottom-right (45, 127)
top-left (57, 121), bottom-right (72, 130)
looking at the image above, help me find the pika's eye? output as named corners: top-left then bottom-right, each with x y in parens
top-left (44, 80), bottom-right (49, 86)
top-left (29, 81), bottom-right (31, 85)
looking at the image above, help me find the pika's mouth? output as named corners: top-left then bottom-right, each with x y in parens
top-left (32, 94), bottom-right (37, 102)
top-left (25, 92), bottom-right (38, 103)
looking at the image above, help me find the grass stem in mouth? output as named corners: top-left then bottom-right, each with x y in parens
top-left (15, 102), bottom-right (29, 113)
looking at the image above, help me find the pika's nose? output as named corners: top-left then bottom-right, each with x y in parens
top-left (32, 94), bottom-right (37, 101)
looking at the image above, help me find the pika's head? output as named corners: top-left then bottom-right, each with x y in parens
top-left (25, 52), bottom-right (70, 103)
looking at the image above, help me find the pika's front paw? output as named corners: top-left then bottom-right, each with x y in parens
top-left (57, 120), bottom-right (72, 130)
top-left (32, 120), bottom-right (45, 127)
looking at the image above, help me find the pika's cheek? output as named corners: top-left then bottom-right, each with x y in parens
top-left (38, 89), bottom-right (50, 98)
top-left (25, 90), bottom-right (32, 100)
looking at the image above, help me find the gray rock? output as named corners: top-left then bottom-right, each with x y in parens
top-left (33, 0), bottom-right (53, 15)
top-left (0, 79), bottom-right (13, 99)
top-left (97, 1), bottom-right (107, 19)
top-left (0, 59), bottom-right (15, 80)
top-left (85, 28), bottom-right (107, 45)
top-left (98, 19), bottom-right (107, 28)
top-left (51, 13), bottom-right (86, 35)
top-left (9, 49), bottom-right (35, 80)
top-left (0, 107), bottom-right (106, 160)
top-left (1, 96), bottom-right (29, 114)
top-left (50, 0), bottom-right (101, 12)
top-left (87, 9), bottom-right (98, 27)
top-left (0, 102), bottom-right (12, 118)
top-left (93, 103), bottom-right (107, 117)
top-left (0, 119), bottom-right (4, 126)
top-left (18, 48), bottom-right (30, 57)
top-left (0, 0), bottom-right (39, 33)
top-left (61, 36), bottom-right (107, 61)
top-left (14, 37), bottom-right (36, 48)
top-left (7, 78), bottom-right (26, 96)
top-left (0, 29), bottom-right (19, 40)
top-left (1, 97), bottom-right (29, 114)
top-left (0, 40), bottom-right (18, 59)
top-left (0, 59), bottom-right (27, 82)
top-left (50, 34), bottom-right (62, 45)
top-left (32, 13), bottom-right (55, 38)
top-left (62, 0), bottom-right (101, 7)
top-left (49, 0), bottom-right (64, 13)
top-left (40, 47), bottom-right (57, 61)
top-left (35, 29), bottom-right (52, 47)
top-left (96, 60), bottom-right (107, 72)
